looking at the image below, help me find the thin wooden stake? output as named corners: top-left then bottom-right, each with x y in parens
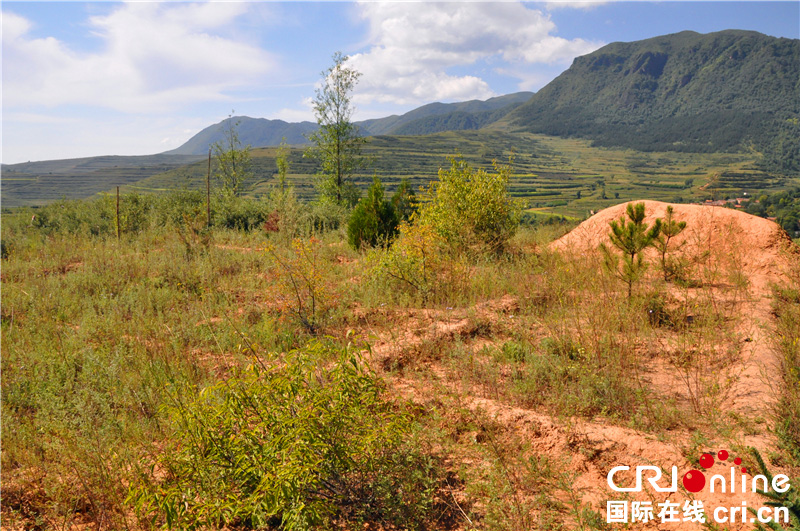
top-left (207, 148), bottom-right (212, 227)
top-left (116, 186), bottom-right (120, 239)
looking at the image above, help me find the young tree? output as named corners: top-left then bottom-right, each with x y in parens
top-left (275, 138), bottom-right (290, 194)
top-left (600, 202), bottom-right (662, 300)
top-left (653, 205), bottom-right (687, 281)
top-left (347, 175), bottom-right (399, 250)
top-left (306, 52), bottom-right (366, 206)
top-left (213, 112), bottom-right (253, 197)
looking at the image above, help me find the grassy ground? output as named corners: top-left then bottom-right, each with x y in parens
top-left (2, 192), bottom-right (798, 530)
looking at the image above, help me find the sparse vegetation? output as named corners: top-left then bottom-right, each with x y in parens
top-left (2, 162), bottom-right (798, 530)
top-left (5, 25), bottom-right (800, 531)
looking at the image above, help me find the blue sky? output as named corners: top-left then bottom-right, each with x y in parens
top-left (2, 1), bottom-right (798, 164)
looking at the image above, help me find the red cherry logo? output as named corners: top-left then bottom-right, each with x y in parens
top-left (699, 453), bottom-right (714, 469)
top-left (734, 457), bottom-right (742, 465)
top-left (718, 450), bottom-right (729, 461)
top-left (683, 470), bottom-right (706, 492)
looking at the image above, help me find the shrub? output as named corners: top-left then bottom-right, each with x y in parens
top-left (421, 156), bottom-right (522, 254)
top-left (214, 194), bottom-right (271, 231)
top-left (266, 238), bottom-right (334, 333)
top-left (368, 220), bottom-right (467, 305)
top-left (130, 341), bottom-right (439, 531)
top-left (347, 175), bottom-right (399, 250)
top-left (31, 197), bottom-right (116, 236)
top-left (391, 177), bottom-right (418, 222)
top-left (298, 200), bottom-right (348, 235)
top-left (154, 189), bottom-right (207, 227)
top-left (118, 192), bottom-right (152, 233)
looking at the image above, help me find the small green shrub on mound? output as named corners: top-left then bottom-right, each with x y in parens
top-left (130, 341), bottom-right (439, 530)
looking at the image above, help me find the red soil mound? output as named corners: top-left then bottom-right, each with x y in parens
top-left (552, 200), bottom-right (798, 292)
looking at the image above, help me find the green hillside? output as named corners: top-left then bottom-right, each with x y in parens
top-left (508, 30), bottom-right (800, 174)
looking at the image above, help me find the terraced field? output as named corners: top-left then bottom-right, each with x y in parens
top-left (2, 155), bottom-right (204, 207)
top-left (4, 131), bottom-right (794, 220)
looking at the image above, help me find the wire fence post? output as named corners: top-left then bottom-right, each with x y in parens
top-left (116, 186), bottom-right (120, 239)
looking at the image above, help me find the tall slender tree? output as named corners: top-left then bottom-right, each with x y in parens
top-left (213, 112), bottom-right (252, 197)
top-left (306, 52), bottom-right (366, 206)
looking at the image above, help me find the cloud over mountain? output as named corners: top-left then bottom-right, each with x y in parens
top-left (349, 2), bottom-right (601, 105)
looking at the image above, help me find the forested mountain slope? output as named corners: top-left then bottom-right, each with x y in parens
top-left (508, 30), bottom-right (799, 173)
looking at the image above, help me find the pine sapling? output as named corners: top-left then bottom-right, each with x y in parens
top-left (600, 202), bottom-right (662, 300)
top-left (653, 206), bottom-right (687, 281)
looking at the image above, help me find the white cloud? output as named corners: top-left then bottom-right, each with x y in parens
top-left (2, 4), bottom-right (275, 112)
top-left (274, 97), bottom-right (316, 123)
top-left (349, 2), bottom-right (602, 105)
top-left (545, 0), bottom-right (610, 11)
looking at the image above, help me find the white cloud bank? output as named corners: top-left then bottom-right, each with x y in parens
top-left (349, 2), bottom-right (602, 106)
top-left (2, 3), bottom-right (275, 113)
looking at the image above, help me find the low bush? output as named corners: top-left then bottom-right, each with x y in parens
top-left (367, 220), bottom-right (468, 305)
top-left (130, 341), bottom-right (440, 531)
top-left (421, 156), bottom-right (522, 255)
top-left (214, 194), bottom-right (272, 231)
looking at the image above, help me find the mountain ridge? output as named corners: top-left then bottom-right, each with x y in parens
top-left (164, 92), bottom-right (534, 156)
